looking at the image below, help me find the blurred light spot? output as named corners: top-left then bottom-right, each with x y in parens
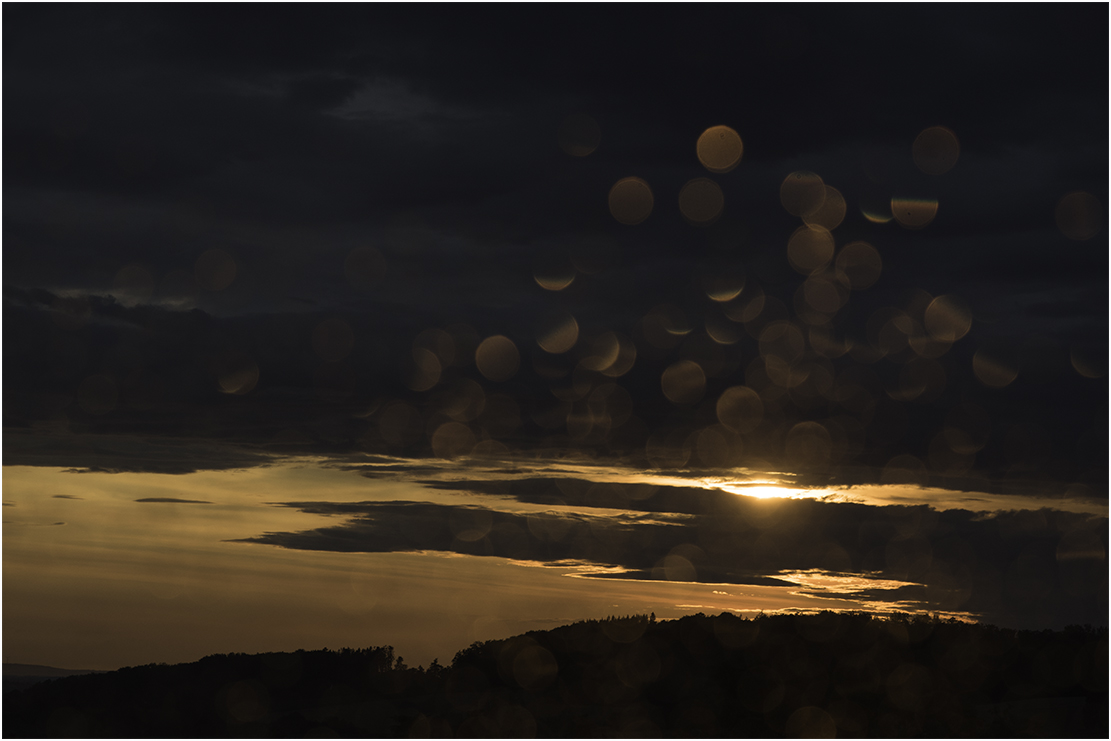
top-left (973, 348), bottom-right (1018, 387)
top-left (882, 454), bottom-right (928, 485)
top-left (786, 706), bottom-right (836, 739)
top-left (759, 320), bottom-right (806, 363)
top-left (159, 269), bottom-right (198, 305)
top-left (608, 177), bottom-right (654, 225)
top-left (641, 304), bottom-right (691, 349)
top-left (431, 421), bottom-right (476, 459)
top-left (558, 113), bottom-right (601, 157)
top-left (215, 351), bottom-right (259, 395)
top-left (701, 265), bottom-right (746, 302)
top-left (696, 125), bottom-right (743, 173)
top-left (535, 311), bottom-right (579, 354)
top-left (835, 241), bottom-right (882, 290)
top-left (859, 193), bottom-right (894, 223)
top-left (944, 403), bottom-right (991, 454)
top-left (194, 248), bottom-right (236, 292)
top-left (378, 401), bottom-right (423, 446)
top-left (579, 332), bottom-right (619, 372)
top-left (679, 177), bottom-right (724, 225)
top-left (598, 333), bottom-right (637, 377)
top-left (446, 323), bottom-right (479, 367)
top-left (1070, 346), bottom-right (1105, 378)
top-left (861, 207), bottom-right (893, 224)
top-left (654, 553), bottom-right (697, 582)
top-left (314, 362), bottom-right (357, 404)
top-left (475, 335), bottom-right (520, 382)
top-left (414, 328), bottom-right (456, 367)
top-left (406, 347), bottom-right (442, 392)
top-left (77, 374), bottom-right (117, 415)
top-left (785, 421), bottom-right (832, 470)
top-left (439, 378), bottom-right (486, 422)
top-left (809, 325), bottom-right (851, 359)
top-left (344, 246), bottom-right (387, 289)
top-left (696, 425), bottom-right (733, 467)
top-left (471, 438), bottom-right (510, 458)
top-left (112, 264), bottom-right (154, 306)
top-left (787, 225), bottom-right (835, 275)
top-left (705, 312), bottom-right (743, 345)
top-left (912, 126), bottom-right (960, 175)
top-left (924, 295), bottom-right (971, 342)
top-left (479, 392), bottom-right (519, 435)
top-left (801, 275), bottom-right (845, 315)
top-left (570, 235), bottom-right (620, 274)
top-left (928, 431), bottom-right (974, 475)
top-left (891, 197), bottom-right (938, 229)
top-left (894, 357), bottom-right (946, 401)
top-left (646, 429), bottom-right (692, 468)
top-left (1055, 191), bottom-right (1103, 240)
top-left (512, 645), bottom-right (559, 691)
top-left (661, 360), bottom-right (706, 404)
top-left (312, 318), bottom-right (355, 362)
top-left (722, 286), bottom-right (764, 323)
top-left (780, 171), bottom-right (826, 217)
top-left (533, 251), bottom-right (575, 291)
top-left (450, 507), bottom-right (493, 542)
top-left (716, 386), bottom-right (763, 433)
top-left (803, 186), bottom-right (846, 231)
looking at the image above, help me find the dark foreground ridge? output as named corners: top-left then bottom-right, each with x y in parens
top-left (5, 613), bottom-right (1107, 738)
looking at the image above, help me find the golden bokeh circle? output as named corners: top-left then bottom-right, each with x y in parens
top-left (608, 177), bottom-right (654, 225)
top-left (715, 385), bottom-right (763, 433)
top-left (660, 360), bottom-right (706, 405)
top-left (696, 125), bottom-right (743, 174)
top-left (678, 177), bottom-right (724, 225)
top-left (891, 198), bottom-right (938, 229)
top-left (195, 248), bottom-right (236, 292)
top-left (924, 295), bottom-right (972, 343)
top-left (835, 241), bottom-right (882, 290)
top-left (787, 225), bottom-right (835, 275)
top-left (912, 126), bottom-right (960, 175)
top-left (780, 171), bottom-right (826, 217)
top-left (1055, 191), bottom-right (1103, 240)
top-left (558, 113), bottom-right (601, 157)
top-left (475, 335), bottom-right (520, 382)
top-left (535, 311), bottom-right (579, 354)
top-left (802, 186), bottom-right (846, 231)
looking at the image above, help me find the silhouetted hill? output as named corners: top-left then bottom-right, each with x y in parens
top-left (4, 613), bottom-right (1106, 737)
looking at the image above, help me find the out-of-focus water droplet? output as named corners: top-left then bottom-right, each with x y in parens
top-left (912, 126), bottom-right (960, 175)
top-left (1055, 191), bottom-right (1103, 240)
top-left (558, 113), bottom-right (601, 157)
top-left (535, 311), bottom-right (579, 354)
top-left (609, 177), bottom-right (654, 225)
top-left (803, 186), bottom-right (846, 231)
top-left (787, 225), bottom-right (835, 275)
top-left (679, 177), bottom-right (724, 225)
top-left (661, 360), bottom-right (706, 404)
top-left (195, 249), bottom-right (236, 292)
top-left (891, 197), bottom-right (938, 229)
top-left (924, 295), bottom-right (971, 343)
top-left (475, 335), bottom-right (520, 382)
top-left (780, 171), bottom-right (826, 217)
top-left (696, 125), bottom-right (743, 173)
top-left (835, 241), bottom-right (882, 290)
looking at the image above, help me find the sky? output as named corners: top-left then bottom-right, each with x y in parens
top-left (3, 5), bottom-right (1107, 671)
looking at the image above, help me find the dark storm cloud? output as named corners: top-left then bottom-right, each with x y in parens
top-left (3, 5), bottom-right (1107, 484)
top-left (238, 493), bottom-right (1108, 631)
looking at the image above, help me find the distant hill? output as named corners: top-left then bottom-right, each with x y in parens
top-left (4, 613), bottom-right (1107, 738)
top-left (2, 664), bottom-right (105, 695)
